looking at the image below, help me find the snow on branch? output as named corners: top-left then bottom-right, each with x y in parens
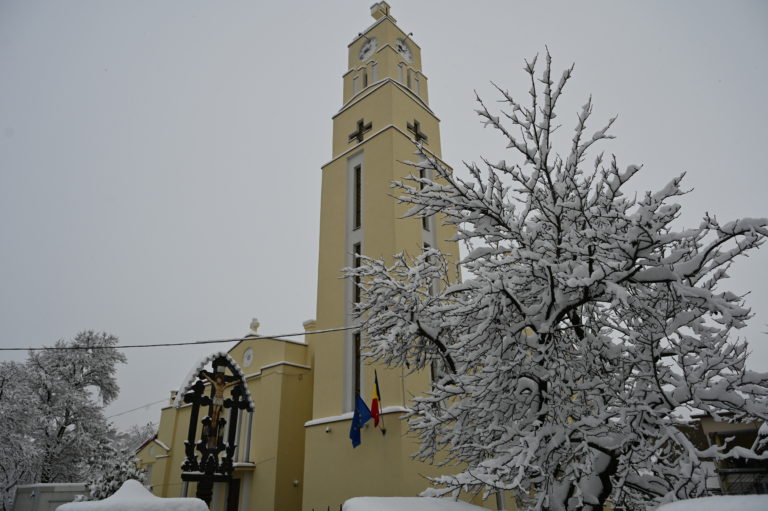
top-left (347, 51), bottom-right (768, 511)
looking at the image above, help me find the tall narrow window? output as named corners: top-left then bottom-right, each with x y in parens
top-left (243, 412), bottom-right (253, 462)
top-left (371, 62), bottom-right (378, 82)
top-left (420, 168), bottom-right (430, 231)
top-left (415, 75), bottom-right (421, 96)
top-left (431, 358), bottom-right (441, 385)
top-left (407, 69), bottom-right (412, 89)
top-left (398, 63), bottom-right (405, 83)
top-left (353, 242), bottom-right (362, 304)
top-left (425, 240), bottom-right (440, 384)
top-left (353, 164), bottom-right (362, 230)
top-left (352, 75), bottom-right (359, 94)
top-left (353, 332), bottom-right (362, 398)
top-left (362, 69), bottom-right (368, 88)
top-left (424, 242), bottom-right (437, 296)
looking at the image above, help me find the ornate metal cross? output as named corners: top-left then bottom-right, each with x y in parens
top-left (407, 119), bottom-right (428, 143)
top-left (180, 355), bottom-right (252, 506)
top-left (349, 119), bottom-right (372, 143)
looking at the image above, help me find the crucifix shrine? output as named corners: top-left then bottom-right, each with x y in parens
top-left (407, 119), bottom-right (428, 143)
top-left (348, 119), bottom-right (372, 143)
top-left (179, 354), bottom-right (253, 507)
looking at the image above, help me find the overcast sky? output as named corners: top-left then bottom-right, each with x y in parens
top-left (1, 0), bottom-right (767, 429)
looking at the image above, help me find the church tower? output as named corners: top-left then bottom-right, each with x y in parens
top-left (303, 3), bottom-right (459, 509)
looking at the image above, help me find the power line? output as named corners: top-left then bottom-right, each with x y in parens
top-left (106, 399), bottom-right (167, 419)
top-left (0, 325), bottom-right (357, 351)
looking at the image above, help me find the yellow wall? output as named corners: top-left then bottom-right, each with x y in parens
top-left (140, 336), bottom-right (312, 511)
top-left (304, 5), bottom-right (464, 510)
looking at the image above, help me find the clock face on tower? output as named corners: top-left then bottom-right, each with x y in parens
top-left (358, 37), bottom-right (377, 60)
top-left (395, 38), bottom-right (412, 61)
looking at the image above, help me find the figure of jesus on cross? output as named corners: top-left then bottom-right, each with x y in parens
top-left (201, 368), bottom-right (240, 449)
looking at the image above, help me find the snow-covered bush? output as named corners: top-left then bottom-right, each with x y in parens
top-left (78, 455), bottom-right (146, 501)
top-left (350, 52), bottom-right (768, 511)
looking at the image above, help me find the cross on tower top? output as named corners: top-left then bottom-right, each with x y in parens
top-left (349, 119), bottom-right (373, 143)
top-left (407, 119), bottom-right (428, 143)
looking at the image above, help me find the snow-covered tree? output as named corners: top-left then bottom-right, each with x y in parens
top-left (0, 361), bottom-right (42, 511)
top-left (0, 331), bottom-right (125, 508)
top-left (77, 454), bottom-right (146, 501)
top-left (115, 422), bottom-right (156, 455)
top-left (350, 53), bottom-right (768, 510)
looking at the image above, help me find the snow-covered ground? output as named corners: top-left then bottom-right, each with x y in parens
top-left (343, 495), bottom-right (768, 511)
top-left (56, 481), bottom-right (207, 511)
top-left (343, 496), bottom-right (489, 511)
top-left (657, 495), bottom-right (768, 511)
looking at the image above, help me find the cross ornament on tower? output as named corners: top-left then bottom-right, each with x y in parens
top-left (407, 119), bottom-right (428, 143)
top-left (349, 119), bottom-right (373, 143)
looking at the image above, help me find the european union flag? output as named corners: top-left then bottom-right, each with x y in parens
top-left (349, 393), bottom-right (372, 448)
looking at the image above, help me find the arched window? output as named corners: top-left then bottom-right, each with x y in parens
top-left (362, 69), bottom-right (368, 88)
top-left (352, 75), bottom-right (359, 94)
top-left (415, 74), bottom-right (421, 96)
top-left (407, 68), bottom-right (412, 89)
top-left (398, 62), bottom-right (405, 83)
top-left (371, 61), bottom-right (378, 82)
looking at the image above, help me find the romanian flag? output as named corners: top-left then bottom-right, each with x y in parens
top-left (371, 370), bottom-right (382, 427)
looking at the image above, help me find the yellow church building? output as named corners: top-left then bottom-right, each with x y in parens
top-left (134, 4), bottom-right (501, 510)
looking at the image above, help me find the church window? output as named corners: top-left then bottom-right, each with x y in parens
top-left (415, 74), bottom-right (421, 95)
top-left (398, 63), bottom-right (405, 83)
top-left (362, 69), bottom-right (368, 88)
top-left (424, 242), bottom-right (438, 296)
top-left (407, 68), bottom-right (412, 89)
top-left (371, 61), bottom-right (378, 82)
top-left (242, 411), bottom-right (253, 461)
top-left (353, 332), bottom-right (362, 398)
top-left (353, 164), bottom-right (362, 230)
top-left (420, 168), bottom-right (430, 231)
top-left (352, 75), bottom-right (359, 94)
top-left (232, 413), bottom-right (242, 461)
top-left (431, 358), bottom-right (442, 385)
top-left (353, 242), bottom-right (362, 304)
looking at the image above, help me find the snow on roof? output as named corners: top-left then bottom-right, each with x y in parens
top-left (343, 497), bottom-right (488, 511)
top-left (134, 433), bottom-right (158, 456)
top-left (153, 439), bottom-right (170, 452)
top-left (172, 352), bottom-right (254, 410)
top-left (56, 480), bottom-right (207, 511)
top-left (657, 495), bottom-right (768, 511)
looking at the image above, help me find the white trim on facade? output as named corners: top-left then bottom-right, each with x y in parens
top-left (304, 406), bottom-right (410, 427)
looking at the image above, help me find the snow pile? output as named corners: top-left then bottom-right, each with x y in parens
top-left (58, 480), bottom-right (207, 511)
top-left (657, 495), bottom-right (768, 511)
top-left (343, 496), bottom-right (488, 511)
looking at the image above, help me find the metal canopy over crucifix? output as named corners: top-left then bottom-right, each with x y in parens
top-left (349, 119), bottom-right (372, 143)
top-left (407, 119), bottom-right (428, 143)
top-left (178, 354), bottom-right (253, 506)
